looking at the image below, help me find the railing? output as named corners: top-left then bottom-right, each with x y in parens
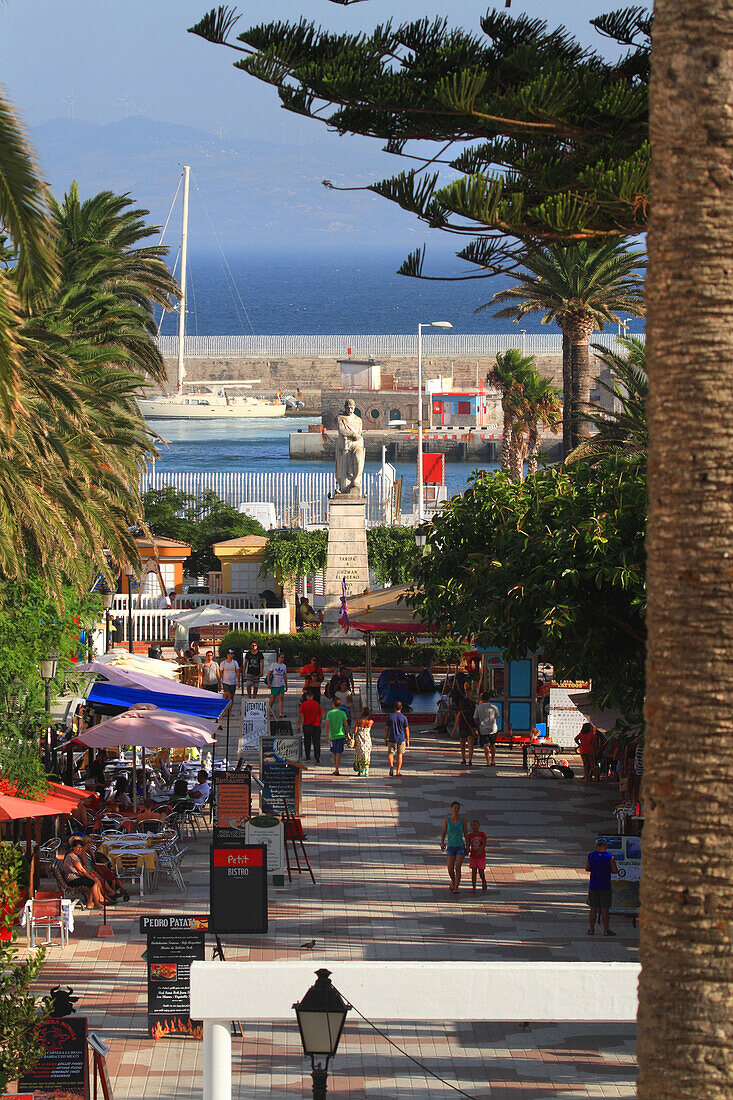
top-left (157, 332), bottom-right (644, 360)
top-left (110, 598), bottom-right (290, 644)
top-left (140, 469), bottom-right (389, 526)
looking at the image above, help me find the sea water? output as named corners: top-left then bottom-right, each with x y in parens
top-left (151, 417), bottom-right (497, 499)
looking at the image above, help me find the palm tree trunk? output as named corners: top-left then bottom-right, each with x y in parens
top-left (501, 402), bottom-right (512, 471)
top-left (565, 315), bottom-right (595, 450)
top-left (508, 429), bottom-right (525, 481)
top-left (640, 2), bottom-right (733, 1096)
top-left (527, 425), bottom-right (539, 476)
top-left (561, 329), bottom-right (572, 458)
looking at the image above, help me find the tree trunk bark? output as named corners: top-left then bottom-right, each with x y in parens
top-left (509, 429), bottom-right (525, 482)
top-left (527, 426), bottom-right (539, 477)
top-left (501, 402), bottom-right (512, 471)
top-left (640, 3), bottom-right (733, 1097)
top-left (563, 315), bottom-right (595, 450)
top-left (561, 329), bottom-right (572, 458)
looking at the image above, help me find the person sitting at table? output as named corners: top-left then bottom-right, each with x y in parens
top-left (188, 770), bottom-right (210, 807)
top-left (168, 777), bottom-right (195, 813)
top-left (62, 837), bottom-right (106, 909)
top-left (81, 836), bottom-right (129, 903)
top-left (89, 749), bottom-right (108, 786)
top-left (108, 777), bottom-right (133, 810)
top-left (77, 783), bottom-right (108, 827)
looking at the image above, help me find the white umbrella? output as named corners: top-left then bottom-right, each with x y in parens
top-left (169, 604), bottom-right (261, 629)
top-left (83, 651), bottom-right (183, 680)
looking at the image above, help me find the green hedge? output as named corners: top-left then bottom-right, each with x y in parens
top-left (218, 629), bottom-right (465, 668)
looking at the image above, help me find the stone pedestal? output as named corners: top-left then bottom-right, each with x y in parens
top-left (322, 494), bottom-right (369, 641)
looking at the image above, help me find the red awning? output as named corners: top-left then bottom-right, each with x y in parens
top-left (0, 783), bottom-right (87, 822)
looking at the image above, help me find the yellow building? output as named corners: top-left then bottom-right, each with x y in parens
top-left (120, 537), bottom-right (192, 605)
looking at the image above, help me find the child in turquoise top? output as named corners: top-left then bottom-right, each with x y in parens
top-left (326, 705), bottom-right (350, 776)
top-left (440, 801), bottom-right (468, 893)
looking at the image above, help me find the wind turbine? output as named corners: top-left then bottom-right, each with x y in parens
top-left (115, 93), bottom-right (136, 119)
top-left (62, 92), bottom-right (76, 119)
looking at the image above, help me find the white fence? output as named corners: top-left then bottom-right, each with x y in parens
top-left (140, 469), bottom-right (388, 526)
top-left (157, 332), bottom-right (644, 360)
top-left (110, 596), bottom-right (290, 644)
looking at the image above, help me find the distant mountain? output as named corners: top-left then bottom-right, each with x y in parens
top-left (30, 115), bottom-right (421, 252)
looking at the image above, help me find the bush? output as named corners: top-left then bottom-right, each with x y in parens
top-left (218, 629), bottom-right (465, 668)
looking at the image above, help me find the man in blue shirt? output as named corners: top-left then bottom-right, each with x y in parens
top-left (385, 701), bottom-right (410, 777)
top-left (585, 838), bottom-right (619, 936)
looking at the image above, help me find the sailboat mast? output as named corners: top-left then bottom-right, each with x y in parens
top-left (176, 165), bottom-right (190, 394)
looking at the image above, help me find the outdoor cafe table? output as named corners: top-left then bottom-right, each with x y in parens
top-left (97, 841), bottom-right (158, 895)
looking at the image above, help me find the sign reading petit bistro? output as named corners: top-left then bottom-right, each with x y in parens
top-left (18, 1016), bottom-right (88, 1100)
top-left (210, 844), bottom-right (267, 934)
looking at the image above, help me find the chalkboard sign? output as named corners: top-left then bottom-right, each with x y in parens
top-left (210, 843), bottom-right (267, 934)
top-left (212, 772), bottom-right (252, 842)
top-left (19, 1016), bottom-right (88, 1100)
top-left (259, 734), bottom-right (302, 815)
top-left (141, 917), bottom-right (205, 1040)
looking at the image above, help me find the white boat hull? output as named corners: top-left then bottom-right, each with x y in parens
top-left (138, 398), bottom-right (287, 420)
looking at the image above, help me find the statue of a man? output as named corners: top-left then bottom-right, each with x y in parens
top-left (334, 399), bottom-right (365, 495)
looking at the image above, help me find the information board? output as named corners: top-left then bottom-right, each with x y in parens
top-left (19, 1016), bottom-right (88, 1100)
top-left (259, 735), bottom-right (301, 814)
top-left (547, 687), bottom-right (588, 748)
top-left (140, 917), bottom-right (205, 1040)
top-left (212, 772), bottom-right (252, 842)
top-left (210, 843), bottom-right (267, 934)
top-left (241, 700), bottom-right (268, 750)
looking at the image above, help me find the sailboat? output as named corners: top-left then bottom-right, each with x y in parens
top-left (137, 165), bottom-right (286, 421)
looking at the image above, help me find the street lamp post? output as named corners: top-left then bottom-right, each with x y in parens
top-left (293, 969), bottom-right (351, 1100)
top-left (40, 652), bottom-right (58, 716)
top-left (124, 565), bottom-right (135, 653)
top-left (99, 579), bottom-right (115, 653)
top-left (417, 321), bottom-right (452, 523)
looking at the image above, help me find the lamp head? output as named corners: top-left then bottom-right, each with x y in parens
top-left (430, 321), bottom-right (452, 329)
top-left (293, 968), bottom-right (350, 1066)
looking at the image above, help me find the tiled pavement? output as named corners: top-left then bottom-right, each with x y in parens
top-left (27, 684), bottom-right (638, 1098)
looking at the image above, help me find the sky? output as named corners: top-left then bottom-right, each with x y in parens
top-left (2, 1), bottom-right (619, 138)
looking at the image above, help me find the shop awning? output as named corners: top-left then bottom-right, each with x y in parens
top-left (76, 704), bottom-right (216, 750)
top-left (87, 681), bottom-right (228, 721)
top-left (348, 585), bottom-right (435, 634)
top-left (0, 784), bottom-right (87, 821)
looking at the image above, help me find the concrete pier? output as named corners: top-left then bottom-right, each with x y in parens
top-left (290, 427), bottom-right (562, 464)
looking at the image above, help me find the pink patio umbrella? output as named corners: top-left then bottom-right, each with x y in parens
top-left (76, 704), bottom-right (216, 810)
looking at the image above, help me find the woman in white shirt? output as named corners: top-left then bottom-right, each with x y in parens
top-left (267, 653), bottom-right (288, 718)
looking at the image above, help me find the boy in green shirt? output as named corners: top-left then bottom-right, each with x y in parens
top-left (326, 705), bottom-right (350, 775)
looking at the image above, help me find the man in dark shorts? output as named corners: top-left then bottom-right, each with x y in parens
top-left (473, 691), bottom-right (500, 766)
top-left (243, 641), bottom-right (264, 698)
top-left (585, 838), bottom-right (618, 936)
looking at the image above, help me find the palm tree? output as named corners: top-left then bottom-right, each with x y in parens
top-left (486, 241), bottom-right (646, 455)
top-left (570, 337), bottom-right (648, 464)
top-left (518, 373), bottom-right (563, 477)
top-left (486, 348), bottom-right (535, 472)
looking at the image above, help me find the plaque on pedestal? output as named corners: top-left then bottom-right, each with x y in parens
top-left (322, 493), bottom-right (369, 640)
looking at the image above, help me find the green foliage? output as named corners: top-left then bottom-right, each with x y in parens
top-left (0, 576), bottom-right (96, 795)
top-left (141, 487), bottom-right (265, 576)
top-left (258, 528), bottom-right (327, 582)
top-left (191, 6), bottom-right (651, 277)
top-left (410, 456), bottom-right (647, 719)
top-left (218, 629), bottom-right (463, 668)
top-left (572, 336), bottom-right (648, 462)
top-left (259, 526), bottom-right (419, 584)
top-left (0, 845), bottom-right (30, 903)
top-left (0, 937), bottom-right (46, 1092)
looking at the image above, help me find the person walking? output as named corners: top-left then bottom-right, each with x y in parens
top-left (219, 649), bottom-right (241, 701)
top-left (326, 702), bottom-right (350, 775)
top-left (199, 651), bottom-right (221, 692)
top-left (297, 689), bottom-right (324, 763)
top-left (268, 652), bottom-right (288, 718)
top-left (575, 722), bottom-right (597, 783)
top-left (451, 689), bottom-right (477, 767)
top-left (300, 655), bottom-right (324, 702)
top-left (467, 818), bottom-right (488, 891)
top-left (440, 801), bottom-right (469, 894)
top-left (474, 691), bottom-right (501, 766)
top-left (585, 837), bottom-right (618, 936)
top-left (352, 707), bottom-right (374, 776)
top-left (243, 641), bottom-right (264, 698)
top-left (385, 701), bottom-right (410, 777)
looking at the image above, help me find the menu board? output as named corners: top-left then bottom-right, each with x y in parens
top-left (212, 772), bottom-right (252, 842)
top-left (547, 687), bottom-right (587, 747)
top-left (19, 1016), bottom-right (88, 1100)
top-left (141, 918), bottom-right (205, 1040)
top-left (210, 844), bottom-right (267, 934)
top-left (597, 835), bottom-right (642, 914)
top-left (259, 735), bottom-right (301, 815)
top-left (241, 700), bottom-right (269, 750)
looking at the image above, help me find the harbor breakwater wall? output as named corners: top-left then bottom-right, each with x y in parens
top-left (290, 427), bottom-right (563, 464)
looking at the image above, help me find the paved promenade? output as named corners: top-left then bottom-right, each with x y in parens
top-left (31, 688), bottom-right (638, 1098)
